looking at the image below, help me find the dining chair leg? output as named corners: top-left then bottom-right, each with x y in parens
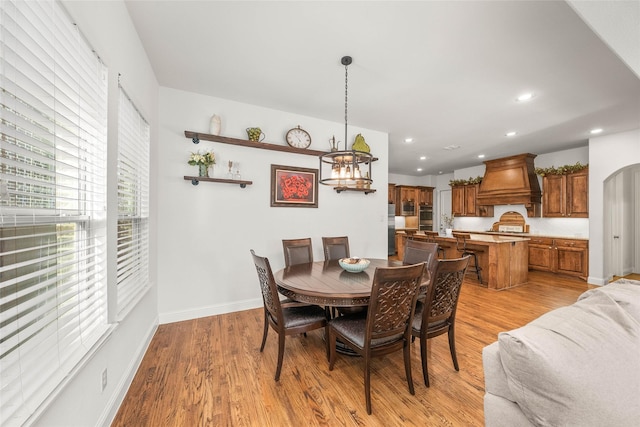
top-left (403, 340), bottom-right (415, 395)
top-left (260, 309), bottom-right (269, 352)
top-left (448, 325), bottom-right (459, 371)
top-left (420, 335), bottom-right (430, 387)
top-left (328, 329), bottom-right (337, 370)
top-left (324, 325), bottom-right (330, 362)
top-left (274, 333), bottom-right (286, 381)
top-left (364, 358), bottom-right (372, 415)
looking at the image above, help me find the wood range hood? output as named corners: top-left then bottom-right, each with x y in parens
top-left (476, 153), bottom-right (542, 217)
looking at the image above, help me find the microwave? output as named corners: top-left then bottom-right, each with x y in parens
top-left (401, 200), bottom-right (415, 216)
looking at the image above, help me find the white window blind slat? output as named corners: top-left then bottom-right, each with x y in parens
top-left (0, 1), bottom-right (108, 425)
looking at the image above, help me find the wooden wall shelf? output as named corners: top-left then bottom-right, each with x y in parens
top-left (184, 130), bottom-right (326, 157)
top-left (184, 176), bottom-right (252, 188)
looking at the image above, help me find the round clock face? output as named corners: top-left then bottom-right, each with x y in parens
top-left (286, 126), bottom-right (312, 149)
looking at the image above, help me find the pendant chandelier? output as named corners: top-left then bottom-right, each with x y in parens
top-left (319, 56), bottom-right (376, 193)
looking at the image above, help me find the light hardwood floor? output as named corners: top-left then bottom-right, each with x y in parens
top-left (112, 271), bottom-right (595, 426)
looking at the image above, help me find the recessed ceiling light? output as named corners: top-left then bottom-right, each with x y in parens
top-left (443, 145), bottom-right (460, 151)
top-left (417, 168), bottom-right (423, 172)
top-left (478, 154), bottom-right (485, 158)
top-left (516, 92), bottom-right (535, 102)
top-left (404, 138), bottom-right (413, 143)
top-left (419, 156), bottom-right (426, 160)
top-left (506, 131), bottom-right (517, 137)
top-left (590, 128), bottom-right (603, 134)
top-left (438, 171), bottom-right (443, 174)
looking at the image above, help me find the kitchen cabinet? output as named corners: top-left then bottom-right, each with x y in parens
top-left (528, 237), bottom-right (554, 272)
top-left (528, 237), bottom-right (588, 280)
top-left (388, 184), bottom-right (396, 204)
top-left (451, 184), bottom-right (493, 217)
top-left (396, 185), bottom-right (417, 216)
top-left (417, 186), bottom-right (434, 206)
top-left (542, 168), bottom-right (588, 218)
top-left (394, 185), bottom-right (434, 215)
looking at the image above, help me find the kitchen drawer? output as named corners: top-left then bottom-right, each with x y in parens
top-left (554, 238), bottom-right (588, 249)
top-left (528, 237), bottom-right (554, 246)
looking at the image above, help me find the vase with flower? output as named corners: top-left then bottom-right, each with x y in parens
top-left (442, 213), bottom-right (455, 236)
top-left (188, 150), bottom-right (216, 177)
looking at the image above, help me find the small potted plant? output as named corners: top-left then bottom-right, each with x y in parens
top-left (442, 213), bottom-right (455, 236)
top-left (188, 150), bottom-right (216, 177)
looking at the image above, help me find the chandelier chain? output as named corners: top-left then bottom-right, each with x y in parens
top-left (344, 62), bottom-right (348, 151)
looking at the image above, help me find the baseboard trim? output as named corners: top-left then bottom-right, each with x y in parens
top-left (98, 317), bottom-right (159, 427)
top-left (159, 298), bottom-right (263, 324)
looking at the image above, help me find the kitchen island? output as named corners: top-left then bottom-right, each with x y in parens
top-left (407, 232), bottom-right (530, 290)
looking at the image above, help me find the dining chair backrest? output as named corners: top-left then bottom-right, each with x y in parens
top-left (322, 236), bottom-right (350, 261)
top-left (403, 239), bottom-right (438, 282)
top-left (421, 255), bottom-right (470, 329)
top-left (282, 238), bottom-right (313, 267)
top-left (251, 249), bottom-right (284, 324)
top-left (367, 262), bottom-right (426, 342)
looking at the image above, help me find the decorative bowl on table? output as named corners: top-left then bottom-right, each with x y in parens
top-left (338, 257), bottom-right (370, 273)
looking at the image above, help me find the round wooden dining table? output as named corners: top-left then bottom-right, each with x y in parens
top-left (274, 258), bottom-right (407, 307)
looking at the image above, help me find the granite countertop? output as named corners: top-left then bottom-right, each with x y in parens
top-left (434, 233), bottom-right (530, 243)
top-left (462, 230), bottom-right (589, 241)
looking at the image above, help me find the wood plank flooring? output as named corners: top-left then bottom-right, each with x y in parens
top-left (112, 271), bottom-right (595, 426)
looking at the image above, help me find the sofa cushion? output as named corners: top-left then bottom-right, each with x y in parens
top-left (498, 287), bottom-right (640, 427)
top-left (578, 280), bottom-right (640, 323)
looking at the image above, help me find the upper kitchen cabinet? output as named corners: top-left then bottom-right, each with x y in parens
top-left (394, 185), bottom-right (434, 215)
top-left (452, 184), bottom-right (494, 217)
top-left (417, 186), bottom-right (434, 207)
top-left (388, 184), bottom-right (396, 205)
top-left (542, 168), bottom-right (588, 218)
top-left (396, 185), bottom-right (417, 215)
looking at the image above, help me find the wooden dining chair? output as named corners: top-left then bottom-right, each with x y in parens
top-left (403, 239), bottom-right (439, 302)
top-left (322, 236), bottom-right (350, 261)
top-left (282, 238), bottom-right (313, 267)
top-left (328, 262), bottom-right (426, 414)
top-left (250, 250), bottom-right (328, 381)
top-left (411, 256), bottom-right (470, 387)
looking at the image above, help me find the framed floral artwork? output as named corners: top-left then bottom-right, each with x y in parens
top-left (270, 164), bottom-right (318, 208)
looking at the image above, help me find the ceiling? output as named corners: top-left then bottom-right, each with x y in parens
top-left (125, 0), bottom-right (640, 176)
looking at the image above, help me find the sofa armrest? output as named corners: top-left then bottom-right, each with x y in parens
top-left (484, 393), bottom-right (534, 427)
top-left (482, 341), bottom-right (514, 402)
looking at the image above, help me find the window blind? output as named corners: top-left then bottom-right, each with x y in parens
top-left (117, 86), bottom-right (150, 316)
top-left (0, 1), bottom-right (108, 425)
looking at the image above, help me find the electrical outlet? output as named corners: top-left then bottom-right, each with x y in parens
top-left (101, 368), bottom-right (108, 392)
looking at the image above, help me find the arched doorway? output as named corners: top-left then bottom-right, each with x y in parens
top-left (603, 164), bottom-right (640, 280)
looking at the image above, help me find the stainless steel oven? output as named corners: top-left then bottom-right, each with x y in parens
top-left (419, 205), bottom-right (433, 231)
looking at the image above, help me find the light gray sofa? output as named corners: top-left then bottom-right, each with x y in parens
top-left (483, 279), bottom-right (640, 427)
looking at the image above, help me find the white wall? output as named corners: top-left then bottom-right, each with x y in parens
top-left (33, 2), bottom-right (160, 426)
top-left (589, 128), bottom-right (640, 284)
top-left (157, 88), bottom-right (389, 322)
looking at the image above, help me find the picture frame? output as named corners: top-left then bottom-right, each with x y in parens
top-left (270, 164), bottom-right (318, 208)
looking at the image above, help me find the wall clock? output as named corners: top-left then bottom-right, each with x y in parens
top-left (285, 126), bottom-right (312, 149)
